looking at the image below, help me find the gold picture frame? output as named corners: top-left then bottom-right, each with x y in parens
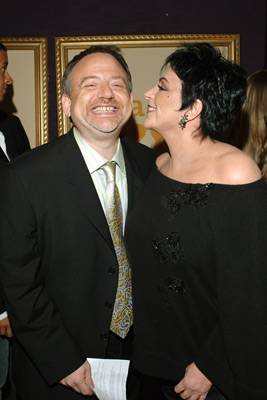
top-left (55, 34), bottom-right (240, 148)
top-left (0, 37), bottom-right (49, 147)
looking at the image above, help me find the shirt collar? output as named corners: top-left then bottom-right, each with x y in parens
top-left (73, 128), bottom-right (126, 175)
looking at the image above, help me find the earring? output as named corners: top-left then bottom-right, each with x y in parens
top-left (178, 114), bottom-right (189, 129)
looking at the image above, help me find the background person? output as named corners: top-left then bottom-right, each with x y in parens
top-left (125, 43), bottom-right (267, 400)
top-left (0, 41), bottom-right (30, 400)
top-left (228, 68), bottom-right (267, 181)
top-left (0, 45), bottom-right (155, 400)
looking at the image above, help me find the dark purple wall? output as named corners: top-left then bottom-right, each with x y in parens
top-left (1, 0), bottom-right (266, 140)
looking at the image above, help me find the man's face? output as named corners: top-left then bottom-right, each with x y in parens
top-left (0, 50), bottom-right (12, 102)
top-left (62, 52), bottom-right (133, 143)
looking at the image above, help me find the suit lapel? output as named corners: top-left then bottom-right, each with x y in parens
top-left (61, 132), bottom-right (147, 248)
top-left (0, 114), bottom-right (12, 161)
top-left (0, 146), bottom-right (9, 163)
top-left (61, 130), bottom-right (114, 249)
top-left (121, 139), bottom-right (144, 216)
top-left (0, 117), bottom-right (10, 163)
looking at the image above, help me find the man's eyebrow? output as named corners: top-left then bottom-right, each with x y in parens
top-left (79, 75), bottom-right (126, 87)
top-left (110, 76), bottom-right (126, 81)
top-left (79, 75), bottom-right (99, 86)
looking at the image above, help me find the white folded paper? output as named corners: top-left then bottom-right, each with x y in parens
top-left (87, 358), bottom-right (130, 400)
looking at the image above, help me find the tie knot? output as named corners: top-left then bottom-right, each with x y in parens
top-left (102, 161), bottom-right (116, 182)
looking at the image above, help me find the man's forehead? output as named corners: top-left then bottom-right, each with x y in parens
top-left (82, 52), bottom-right (118, 62)
top-left (74, 52), bottom-right (125, 75)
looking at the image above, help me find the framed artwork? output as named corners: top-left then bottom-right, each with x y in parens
top-left (0, 37), bottom-right (49, 147)
top-left (55, 34), bottom-right (240, 148)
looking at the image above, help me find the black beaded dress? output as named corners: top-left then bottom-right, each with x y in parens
top-left (125, 165), bottom-right (267, 400)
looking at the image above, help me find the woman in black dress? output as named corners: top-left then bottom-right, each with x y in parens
top-left (125, 43), bottom-right (267, 400)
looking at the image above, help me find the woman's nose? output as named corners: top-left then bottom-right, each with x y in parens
top-left (144, 85), bottom-right (157, 100)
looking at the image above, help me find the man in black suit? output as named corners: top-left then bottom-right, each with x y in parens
top-left (0, 45), bottom-right (155, 400)
top-left (0, 42), bottom-right (30, 399)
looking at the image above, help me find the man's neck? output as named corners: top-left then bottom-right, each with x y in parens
top-left (76, 130), bottom-right (120, 160)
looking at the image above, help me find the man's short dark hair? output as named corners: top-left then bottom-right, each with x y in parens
top-left (62, 45), bottom-right (132, 96)
top-left (0, 42), bottom-right (7, 52)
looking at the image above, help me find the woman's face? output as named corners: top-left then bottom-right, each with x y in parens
top-left (143, 67), bottom-right (183, 134)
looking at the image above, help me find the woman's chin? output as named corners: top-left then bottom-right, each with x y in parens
top-left (143, 120), bottom-right (153, 130)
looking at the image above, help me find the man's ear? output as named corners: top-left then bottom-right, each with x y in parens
top-left (61, 94), bottom-right (71, 117)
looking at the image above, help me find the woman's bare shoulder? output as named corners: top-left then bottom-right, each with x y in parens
top-left (216, 145), bottom-right (262, 185)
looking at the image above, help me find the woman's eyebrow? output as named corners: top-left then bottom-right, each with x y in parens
top-left (159, 76), bottom-right (169, 84)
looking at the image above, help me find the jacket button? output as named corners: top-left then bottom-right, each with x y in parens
top-left (100, 332), bottom-right (108, 341)
top-left (105, 301), bottom-right (113, 309)
top-left (108, 267), bottom-right (116, 275)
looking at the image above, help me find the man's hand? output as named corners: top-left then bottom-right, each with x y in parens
top-left (174, 362), bottom-right (212, 400)
top-left (0, 316), bottom-right (13, 338)
top-left (60, 360), bottom-right (95, 396)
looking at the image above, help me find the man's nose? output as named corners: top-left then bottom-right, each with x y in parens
top-left (97, 83), bottom-right (114, 99)
top-left (5, 70), bottom-right (13, 85)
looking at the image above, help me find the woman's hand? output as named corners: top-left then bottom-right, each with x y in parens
top-left (174, 362), bottom-right (212, 400)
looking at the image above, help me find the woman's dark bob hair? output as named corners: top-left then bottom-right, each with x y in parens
top-left (163, 42), bottom-right (247, 141)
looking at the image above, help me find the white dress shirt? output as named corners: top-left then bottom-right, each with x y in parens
top-left (74, 129), bottom-right (128, 231)
top-left (0, 131), bottom-right (10, 160)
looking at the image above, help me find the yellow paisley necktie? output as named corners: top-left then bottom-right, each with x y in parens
top-left (102, 161), bottom-right (133, 339)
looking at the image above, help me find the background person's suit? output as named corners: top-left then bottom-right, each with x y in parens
top-left (0, 129), bottom-right (156, 400)
top-left (0, 111), bottom-right (30, 400)
top-left (0, 111), bottom-right (30, 315)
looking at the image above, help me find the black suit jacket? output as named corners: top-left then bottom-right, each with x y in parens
top-left (0, 112), bottom-right (30, 313)
top-left (0, 129), bottom-right (156, 399)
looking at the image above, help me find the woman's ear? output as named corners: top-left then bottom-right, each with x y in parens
top-left (189, 99), bottom-right (203, 120)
